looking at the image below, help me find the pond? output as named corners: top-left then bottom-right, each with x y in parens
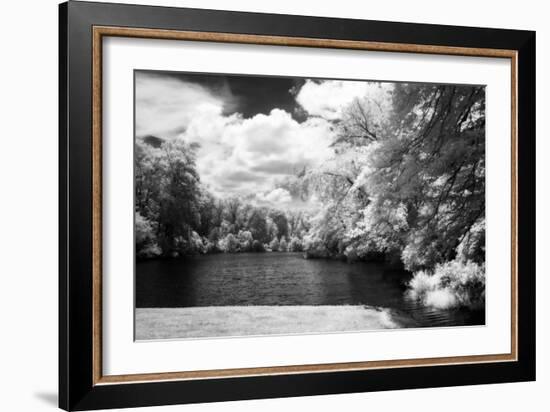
top-left (136, 252), bottom-right (484, 327)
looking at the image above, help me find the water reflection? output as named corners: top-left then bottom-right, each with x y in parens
top-left (136, 253), bottom-right (484, 327)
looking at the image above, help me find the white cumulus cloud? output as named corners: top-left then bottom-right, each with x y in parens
top-left (256, 188), bottom-right (293, 205)
top-left (295, 80), bottom-right (393, 121)
top-left (182, 108), bottom-right (334, 199)
top-left (135, 72), bottom-right (233, 138)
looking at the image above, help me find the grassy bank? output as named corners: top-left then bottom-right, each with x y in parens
top-left (136, 305), bottom-right (416, 340)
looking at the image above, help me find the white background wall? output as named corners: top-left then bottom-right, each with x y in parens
top-left (0, 0), bottom-right (546, 411)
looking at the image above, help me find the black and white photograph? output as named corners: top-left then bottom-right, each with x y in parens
top-left (134, 70), bottom-right (486, 340)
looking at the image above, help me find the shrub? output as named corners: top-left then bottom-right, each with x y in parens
top-left (279, 238), bottom-right (288, 252)
top-left (269, 237), bottom-right (280, 252)
top-left (237, 230), bottom-right (254, 252)
top-left (251, 240), bottom-right (266, 252)
top-left (204, 239), bottom-right (221, 254)
top-left (288, 236), bottom-right (303, 252)
top-left (218, 233), bottom-right (240, 253)
top-left (190, 231), bottom-right (205, 254)
top-left (136, 213), bottom-right (154, 244)
top-left (135, 212), bottom-right (161, 258)
top-left (137, 243), bottom-right (162, 259)
top-left (302, 235), bottom-right (330, 258)
top-left (407, 260), bottom-right (485, 310)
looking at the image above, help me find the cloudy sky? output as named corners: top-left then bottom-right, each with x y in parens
top-left (135, 70), bottom-right (388, 209)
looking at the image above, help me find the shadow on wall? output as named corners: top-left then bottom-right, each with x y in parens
top-left (34, 392), bottom-right (58, 407)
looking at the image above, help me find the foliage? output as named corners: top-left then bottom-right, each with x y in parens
top-left (218, 233), bottom-right (240, 253)
top-left (288, 236), bottom-right (304, 252)
top-left (406, 260), bottom-right (485, 309)
top-left (251, 240), bottom-right (266, 252)
top-left (269, 237), bottom-right (280, 252)
top-left (135, 212), bottom-right (161, 259)
top-left (237, 230), bottom-right (254, 252)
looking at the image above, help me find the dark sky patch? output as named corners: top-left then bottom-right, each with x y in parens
top-left (138, 70), bottom-right (308, 122)
top-left (139, 135), bottom-right (165, 148)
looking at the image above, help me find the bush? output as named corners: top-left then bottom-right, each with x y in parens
top-left (288, 236), bottom-right (303, 252)
top-left (279, 238), bottom-right (288, 252)
top-left (137, 243), bottom-right (162, 259)
top-left (251, 240), bottom-right (266, 252)
top-left (407, 260), bottom-right (485, 310)
top-left (135, 212), bottom-right (162, 258)
top-left (190, 231), bottom-right (205, 254)
top-left (204, 239), bottom-right (222, 254)
top-left (218, 233), bottom-right (239, 253)
top-left (303, 236), bottom-right (331, 258)
top-left (269, 237), bottom-right (280, 252)
top-left (237, 230), bottom-right (253, 252)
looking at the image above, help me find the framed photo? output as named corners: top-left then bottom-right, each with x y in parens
top-left (59, 1), bottom-right (535, 410)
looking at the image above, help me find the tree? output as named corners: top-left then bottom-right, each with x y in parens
top-left (156, 139), bottom-right (202, 256)
top-left (196, 190), bottom-right (218, 237)
top-left (343, 84), bottom-right (486, 269)
top-left (269, 210), bottom-right (289, 240)
top-left (247, 209), bottom-right (269, 243)
top-left (135, 138), bottom-right (164, 226)
top-left (223, 197), bottom-right (241, 227)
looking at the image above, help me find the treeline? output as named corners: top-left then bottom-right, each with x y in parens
top-left (135, 138), bottom-right (310, 258)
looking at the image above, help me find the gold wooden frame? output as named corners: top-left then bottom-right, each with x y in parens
top-left (91, 26), bottom-right (518, 386)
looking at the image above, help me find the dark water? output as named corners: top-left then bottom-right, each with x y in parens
top-left (136, 253), bottom-right (484, 327)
